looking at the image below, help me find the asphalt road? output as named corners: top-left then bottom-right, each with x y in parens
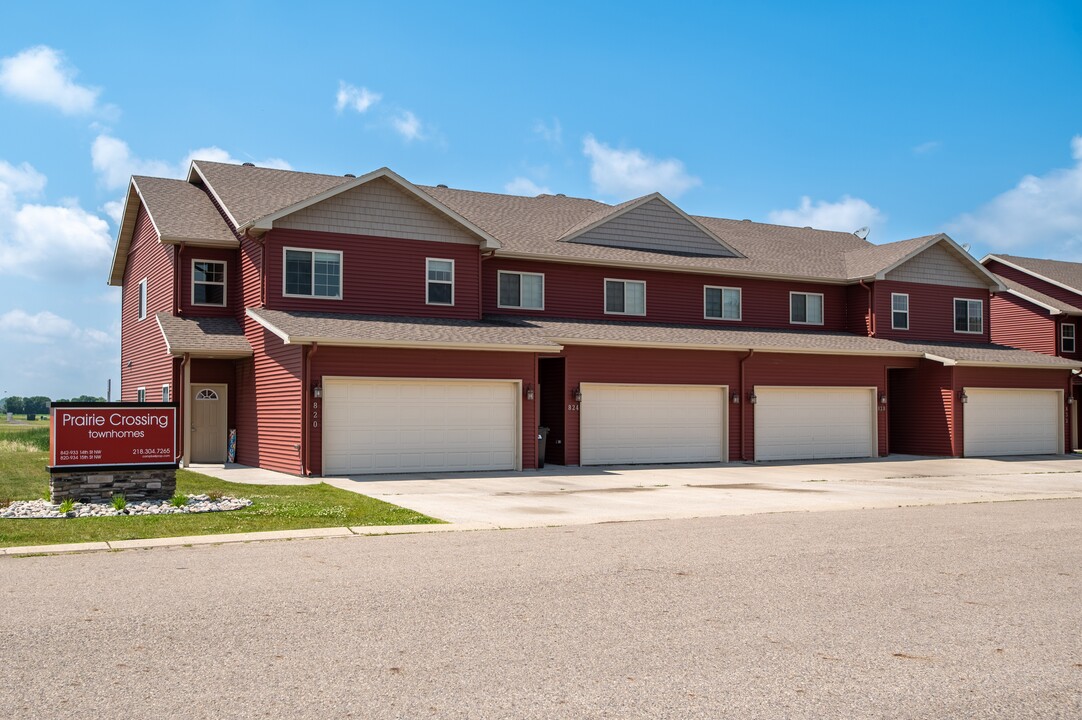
top-left (2, 500), bottom-right (1080, 719)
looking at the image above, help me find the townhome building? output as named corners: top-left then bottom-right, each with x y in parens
top-left (107, 161), bottom-right (1079, 476)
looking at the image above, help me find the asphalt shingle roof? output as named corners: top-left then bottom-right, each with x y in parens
top-left (133, 177), bottom-right (236, 245)
top-left (989, 254), bottom-right (1082, 296)
top-left (993, 273), bottom-right (1082, 315)
top-left (156, 313), bottom-right (252, 356)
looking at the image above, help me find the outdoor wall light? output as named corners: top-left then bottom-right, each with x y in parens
top-left (572, 386), bottom-right (583, 403)
top-left (960, 389), bottom-right (968, 404)
top-left (879, 393), bottom-right (887, 405)
top-left (730, 392), bottom-right (740, 405)
top-left (1068, 396), bottom-right (1075, 406)
top-left (312, 386), bottom-right (322, 399)
top-left (748, 390), bottom-right (757, 405)
top-left (525, 384), bottom-right (534, 401)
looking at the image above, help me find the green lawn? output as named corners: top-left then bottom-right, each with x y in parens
top-left (0, 424), bottom-right (440, 548)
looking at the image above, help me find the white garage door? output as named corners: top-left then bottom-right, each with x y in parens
top-left (322, 379), bottom-right (518, 475)
top-left (580, 384), bottom-right (725, 465)
top-left (755, 387), bottom-right (876, 461)
top-left (963, 388), bottom-right (1061, 456)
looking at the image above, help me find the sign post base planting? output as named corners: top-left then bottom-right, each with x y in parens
top-left (48, 402), bottom-right (179, 504)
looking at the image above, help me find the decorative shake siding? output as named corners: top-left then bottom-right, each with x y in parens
top-left (872, 280), bottom-right (991, 343)
top-left (274, 176), bottom-right (479, 245)
top-left (235, 317), bottom-right (304, 474)
top-left (483, 258), bottom-right (849, 330)
top-left (884, 243), bottom-right (988, 288)
top-left (568, 199), bottom-right (737, 257)
top-left (990, 293), bottom-right (1056, 354)
top-left (120, 207), bottom-right (176, 403)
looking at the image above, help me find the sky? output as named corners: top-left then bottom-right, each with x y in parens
top-left (0, 1), bottom-right (1080, 399)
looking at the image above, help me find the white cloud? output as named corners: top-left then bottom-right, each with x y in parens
top-left (335, 81), bottom-right (381, 113)
top-left (948, 135), bottom-right (1082, 256)
top-left (505, 177), bottom-right (552, 196)
top-left (767, 195), bottom-right (885, 234)
top-left (0, 309), bottom-right (78, 342)
top-left (102, 199), bottom-right (124, 225)
top-left (0, 308), bottom-right (119, 397)
top-left (913, 140), bottom-right (941, 155)
top-left (582, 135), bottom-right (701, 200)
top-left (0, 46), bottom-right (101, 115)
top-left (92, 134), bottom-right (291, 190)
top-left (0, 160), bottom-right (113, 278)
top-left (392, 111), bottom-right (424, 142)
top-left (533, 118), bottom-right (562, 146)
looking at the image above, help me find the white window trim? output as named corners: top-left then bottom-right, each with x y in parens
top-left (1062, 323), bottom-right (1076, 354)
top-left (191, 259), bottom-right (227, 307)
top-left (604, 278), bottom-right (647, 316)
top-left (497, 270), bottom-right (545, 310)
top-left (282, 247), bottom-right (343, 300)
top-left (137, 278), bottom-right (148, 321)
top-left (137, 387), bottom-right (146, 403)
top-left (161, 384), bottom-right (170, 402)
top-left (703, 285), bottom-right (742, 321)
top-left (953, 297), bottom-right (984, 334)
top-left (789, 291), bottom-right (825, 325)
top-left (891, 292), bottom-right (909, 331)
top-left (426, 258), bottom-right (455, 306)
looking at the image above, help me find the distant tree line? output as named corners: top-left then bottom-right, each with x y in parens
top-left (2, 395), bottom-right (106, 418)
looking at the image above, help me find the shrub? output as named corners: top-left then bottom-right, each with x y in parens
top-left (206, 490), bottom-right (223, 501)
top-left (111, 494), bottom-right (127, 511)
top-left (58, 498), bottom-right (75, 513)
top-left (169, 493), bottom-right (188, 508)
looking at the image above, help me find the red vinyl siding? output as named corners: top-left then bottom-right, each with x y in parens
top-left (846, 284), bottom-right (871, 334)
top-left (308, 347), bottom-right (538, 475)
top-left (264, 228), bottom-right (481, 319)
top-left (954, 366), bottom-right (1072, 455)
top-left (990, 293), bottom-right (1056, 354)
top-left (888, 360), bottom-right (956, 456)
top-left (1055, 317), bottom-right (1081, 360)
top-left (985, 260), bottom-right (1082, 309)
top-left (873, 280), bottom-right (991, 343)
top-left (177, 246), bottom-right (238, 317)
top-left (235, 317), bottom-right (304, 474)
top-left (120, 207), bottom-right (175, 403)
top-left (239, 233), bottom-right (263, 316)
top-left (483, 259), bottom-right (849, 330)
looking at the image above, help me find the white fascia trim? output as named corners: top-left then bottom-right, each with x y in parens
top-left (155, 314), bottom-right (173, 355)
top-left (558, 192), bottom-right (745, 258)
top-left (165, 348), bottom-right (253, 359)
top-left (160, 235), bottom-right (239, 249)
top-left (982, 254), bottom-right (1082, 298)
top-left (280, 338), bottom-right (557, 353)
top-left (492, 250), bottom-right (852, 285)
top-left (922, 353), bottom-right (957, 366)
top-left (1002, 288), bottom-right (1064, 315)
top-left (245, 307), bottom-right (292, 343)
top-left (547, 336), bottom-right (926, 358)
top-left (873, 234), bottom-right (1005, 291)
top-left (952, 360), bottom-right (1082, 370)
top-left (244, 167), bottom-right (503, 250)
top-left (188, 161), bottom-right (241, 229)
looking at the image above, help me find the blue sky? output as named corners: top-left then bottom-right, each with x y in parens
top-left (0, 1), bottom-right (1080, 398)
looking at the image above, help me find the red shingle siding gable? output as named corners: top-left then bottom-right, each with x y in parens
top-left (120, 206), bottom-right (175, 402)
top-left (264, 228), bottom-right (481, 319)
top-left (873, 280), bottom-right (990, 343)
top-left (990, 293), bottom-right (1056, 354)
top-left (483, 258), bottom-right (847, 330)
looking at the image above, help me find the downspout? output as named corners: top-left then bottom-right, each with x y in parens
top-left (859, 279), bottom-right (875, 336)
top-left (739, 349), bottom-right (754, 461)
top-left (303, 342), bottom-right (319, 476)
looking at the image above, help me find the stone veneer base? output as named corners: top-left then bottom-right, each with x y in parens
top-left (50, 469), bottom-right (177, 503)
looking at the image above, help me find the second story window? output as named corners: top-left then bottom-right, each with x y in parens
top-left (954, 298), bottom-right (983, 334)
top-left (192, 260), bottom-right (226, 306)
top-left (426, 259), bottom-right (454, 305)
top-left (891, 293), bottom-right (909, 330)
top-left (1062, 324), bottom-right (1076, 354)
top-left (498, 271), bottom-right (544, 310)
top-left (605, 279), bottom-right (646, 316)
top-left (790, 292), bottom-right (824, 325)
top-left (284, 248), bottom-right (342, 299)
top-left (704, 286), bottom-right (741, 320)
top-left (137, 278), bottom-right (147, 320)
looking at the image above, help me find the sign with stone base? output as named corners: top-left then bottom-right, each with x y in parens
top-left (48, 402), bottom-right (179, 503)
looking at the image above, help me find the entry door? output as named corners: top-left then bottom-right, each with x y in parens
top-left (191, 384), bottom-right (228, 463)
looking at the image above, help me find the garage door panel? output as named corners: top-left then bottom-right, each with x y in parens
top-left (755, 387), bottom-right (875, 461)
top-left (323, 379), bottom-right (518, 475)
top-left (580, 384), bottom-right (725, 466)
top-left (963, 389), bottom-right (1060, 456)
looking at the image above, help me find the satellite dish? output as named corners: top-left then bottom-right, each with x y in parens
top-left (854, 226), bottom-right (870, 240)
top-left (961, 243), bottom-right (972, 253)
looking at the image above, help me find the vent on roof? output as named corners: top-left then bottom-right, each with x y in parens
top-left (242, 162), bottom-right (255, 167)
top-left (556, 193), bottom-right (566, 197)
top-left (344, 173), bottom-right (356, 178)
top-left (742, 219), bottom-right (751, 223)
top-left (436, 184), bottom-right (449, 189)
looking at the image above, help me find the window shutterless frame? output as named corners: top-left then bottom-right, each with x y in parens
top-left (604, 278), bottom-right (646, 316)
top-left (703, 285), bottom-right (742, 321)
top-left (137, 278), bottom-right (147, 320)
top-left (789, 291), bottom-right (824, 325)
top-left (137, 387), bottom-right (146, 403)
top-left (953, 298), bottom-right (983, 334)
top-left (497, 270), bottom-right (545, 310)
top-left (161, 384), bottom-right (170, 402)
top-left (282, 247), bottom-right (343, 300)
top-left (1062, 323), bottom-right (1076, 354)
top-left (891, 293), bottom-right (909, 330)
top-left (425, 258), bottom-right (455, 306)
top-left (191, 259), bottom-right (227, 307)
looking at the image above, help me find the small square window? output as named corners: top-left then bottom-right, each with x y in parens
top-left (604, 279), bottom-right (646, 315)
top-left (790, 292), bottom-right (824, 325)
top-left (954, 299), bottom-right (983, 333)
top-left (891, 293), bottom-right (909, 330)
top-left (704, 286), bottom-right (741, 320)
top-left (498, 271), bottom-right (544, 310)
top-left (192, 260), bottom-right (226, 306)
top-left (427, 259), bottom-right (454, 305)
top-left (1062, 324), bottom-right (1076, 354)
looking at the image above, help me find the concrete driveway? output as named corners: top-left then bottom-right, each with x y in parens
top-left (301, 455), bottom-right (1082, 527)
